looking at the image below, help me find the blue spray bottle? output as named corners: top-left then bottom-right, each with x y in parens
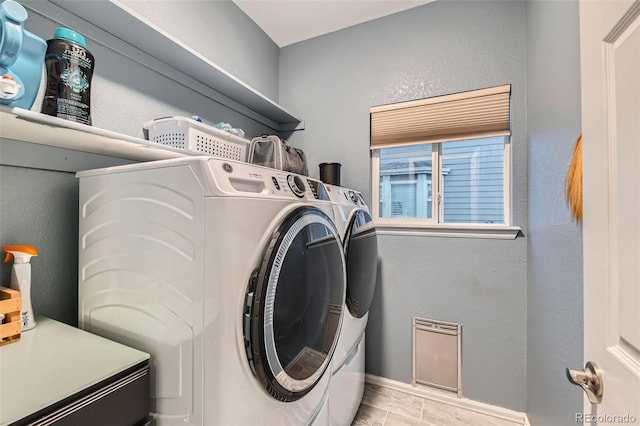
top-left (0, 0), bottom-right (46, 109)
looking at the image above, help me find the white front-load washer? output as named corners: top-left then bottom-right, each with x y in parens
top-left (324, 184), bottom-right (378, 425)
top-left (76, 156), bottom-right (346, 425)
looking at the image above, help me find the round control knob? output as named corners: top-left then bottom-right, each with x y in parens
top-left (349, 191), bottom-right (359, 204)
top-left (287, 175), bottom-right (306, 198)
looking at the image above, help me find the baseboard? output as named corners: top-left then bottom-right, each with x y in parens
top-left (365, 374), bottom-right (529, 425)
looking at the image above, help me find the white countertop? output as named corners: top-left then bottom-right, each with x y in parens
top-left (0, 317), bottom-right (150, 425)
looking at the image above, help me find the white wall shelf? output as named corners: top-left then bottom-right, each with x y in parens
top-left (23, 0), bottom-right (303, 132)
top-left (0, 105), bottom-right (196, 163)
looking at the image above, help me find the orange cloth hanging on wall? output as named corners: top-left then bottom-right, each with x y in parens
top-left (566, 134), bottom-right (582, 223)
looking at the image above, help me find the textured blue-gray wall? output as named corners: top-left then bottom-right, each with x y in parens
top-left (525, 1), bottom-right (583, 425)
top-left (0, 166), bottom-right (85, 326)
top-left (119, 0), bottom-right (280, 102)
top-left (279, 0), bottom-right (528, 411)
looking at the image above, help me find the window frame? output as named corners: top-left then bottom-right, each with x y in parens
top-left (371, 135), bottom-right (520, 239)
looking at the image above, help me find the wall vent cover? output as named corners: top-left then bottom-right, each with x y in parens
top-left (412, 317), bottom-right (462, 397)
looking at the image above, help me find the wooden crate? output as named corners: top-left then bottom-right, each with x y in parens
top-left (0, 286), bottom-right (22, 345)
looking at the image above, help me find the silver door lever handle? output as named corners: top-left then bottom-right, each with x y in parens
top-left (566, 361), bottom-right (604, 404)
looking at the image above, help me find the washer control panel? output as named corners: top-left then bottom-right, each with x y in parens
top-left (271, 176), bottom-right (280, 190)
top-left (287, 175), bottom-right (306, 198)
top-left (306, 179), bottom-right (330, 201)
top-left (209, 158), bottom-right (330, 201)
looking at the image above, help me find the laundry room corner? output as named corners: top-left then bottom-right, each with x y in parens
top-left (279, 0), bottom-right (528, 413)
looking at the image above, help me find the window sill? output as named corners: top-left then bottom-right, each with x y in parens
top-left (374, 222), bottom-right (522, 240)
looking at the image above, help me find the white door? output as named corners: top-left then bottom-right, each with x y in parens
top-left (578, 0), bottom-right (640, 422)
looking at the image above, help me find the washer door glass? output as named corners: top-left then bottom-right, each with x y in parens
top-left (244, 207), bottom-right (345, 401)
top-left (345, 209), bottom-right (378, 318)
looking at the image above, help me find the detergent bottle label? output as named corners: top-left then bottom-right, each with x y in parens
top-left (41, 29), bottom-right (94, 126)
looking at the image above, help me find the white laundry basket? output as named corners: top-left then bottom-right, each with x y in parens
top-left (143, 116), bottom-right (249, 161)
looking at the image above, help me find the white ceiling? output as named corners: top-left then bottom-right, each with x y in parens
top-left (232, 0), bottom-right (433, 47)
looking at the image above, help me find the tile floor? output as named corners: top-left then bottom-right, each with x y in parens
top-left (351, 383), bottom-right (523, 426)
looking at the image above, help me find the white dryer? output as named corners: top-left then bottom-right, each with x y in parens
top-left (324, 184), bottom-right (378, 425)
top-left (76, 157), bottom-right (346, 425)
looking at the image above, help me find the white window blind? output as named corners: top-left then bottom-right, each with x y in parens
top-left (370, 85), bottom-right (511, 149)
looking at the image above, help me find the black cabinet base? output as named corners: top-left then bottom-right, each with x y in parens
top-left (14, 361), bottom-right (150, 426)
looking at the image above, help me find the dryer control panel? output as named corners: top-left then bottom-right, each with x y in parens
top-left (342, 189), bottom-right (365, 207)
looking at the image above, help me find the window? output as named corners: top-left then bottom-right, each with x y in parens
top-left (379, 144), bottom-right (433, 219)
top-left (370, 85), bottom-right (519, 238)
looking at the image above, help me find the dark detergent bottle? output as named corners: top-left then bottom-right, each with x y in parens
top-left (41, 27), bottom-right (94, 125)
